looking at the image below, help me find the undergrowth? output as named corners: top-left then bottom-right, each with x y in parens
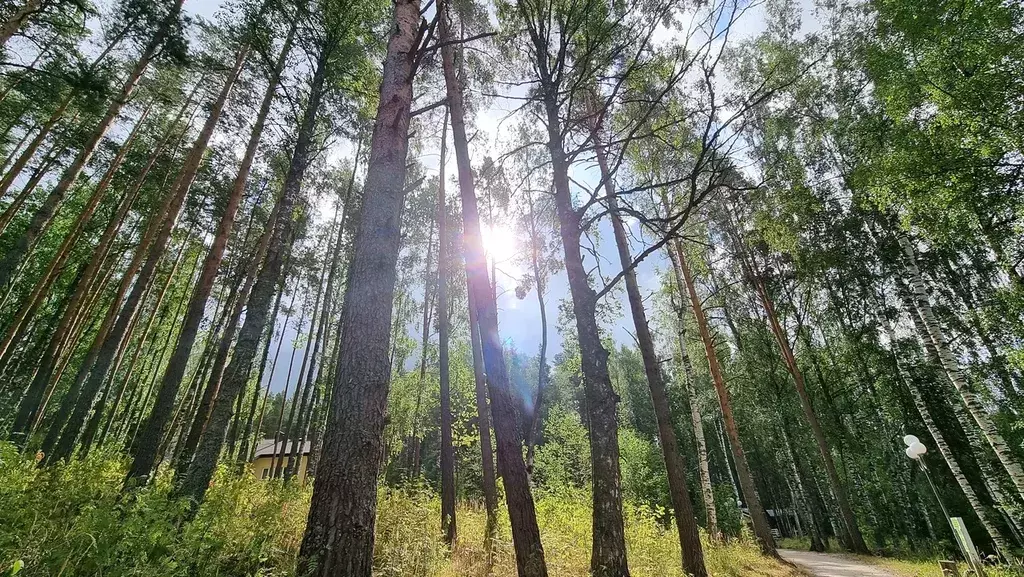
top-left (0, 442), bottom-right (802, 576)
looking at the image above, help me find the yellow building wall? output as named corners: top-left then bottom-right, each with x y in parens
top-left (250, 454), bottom-right (309, 484)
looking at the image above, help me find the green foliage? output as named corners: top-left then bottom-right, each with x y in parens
top-left (531, 407), bottom-right (591, 490)
top-left (0, 443), bottom-right (305, 576)
top-left (0, 445), bottom-right (805, 577)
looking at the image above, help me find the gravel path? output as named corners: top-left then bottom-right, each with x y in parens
top-left (779, 549), bottom-right (897, 577)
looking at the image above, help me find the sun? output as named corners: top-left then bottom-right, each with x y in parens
top-left (480, 223), bottom-right (518, 265)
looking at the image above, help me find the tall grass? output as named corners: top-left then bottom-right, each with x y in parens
top-left (0, 443), bottom-right (801, 576)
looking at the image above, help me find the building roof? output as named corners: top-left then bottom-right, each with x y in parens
top-left (252, 439), bottom-right (312, 459)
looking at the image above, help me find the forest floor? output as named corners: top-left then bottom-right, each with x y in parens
top-left (780, 549), bottom-right (896, 576)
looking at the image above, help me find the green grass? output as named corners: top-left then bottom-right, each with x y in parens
top-left (0, 442), bottom-right (806, 576)
top-left (854, 555), bottom-right (1024, 577)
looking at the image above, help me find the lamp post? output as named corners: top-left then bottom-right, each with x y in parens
top-left (904, 435), bottom-right (951, 520)
top-left (903, 435), bottom-right (985, 577)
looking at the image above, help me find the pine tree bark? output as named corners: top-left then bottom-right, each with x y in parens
top-left (125, 25), bottom-right (293, 484)
top-left (595, 122), bottom-right (705, 574)
top-left (437, 2), bottom-right (547, 573)
top-left (897, 233), bottom-right (1024, 500)
top-left (670, 240), bottom-right (778, 557)
top-left (0, 0), bottom-right (185, 288)
top-left (543, 95), bottom-right (627, 577)
top-left (176, 43), bottom-right (327, 507)
top-left (296, 1), bottom-right (429, 571)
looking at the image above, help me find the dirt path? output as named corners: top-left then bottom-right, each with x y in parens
top-left (779, 549), bottom-right (897, 577)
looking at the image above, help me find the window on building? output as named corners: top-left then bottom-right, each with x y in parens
top-left (261, 467), bottom-right (270, 479)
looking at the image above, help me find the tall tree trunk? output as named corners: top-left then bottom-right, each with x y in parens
top-left (167, 313), bottom-right (224, 460)
top-left (0, 102), bottom-right (152, 365)
top-left (43, 46), bottom-right (248, 464)
top-left (238, 281), bottom-right (284, 464)
top-left (409, 212), bottom-right (435, 478)
top-left (896, 233), bottom-right (1024, 500)
top-left (27, 206), bottom-right (171, 453)
top-left (271, 299), bottom-right (308, 479)
top-left (84, 243), bottom-right (202, 457)
top-left (26, 253), bottom-right (122, 436)
top-left (42, 222), bottom-right (195, 463)
top-left (670, 240), bottom-right (778, 557)
top-left (436, 110), bottom-right (457, 545)
top-left (882, 314), bottom-right (1014, 559)
top-left (175, 43), bottom-right (327, 508)
top-left (524, 190), bottom-right (548, 472)
top-left (125, 25), bottom-right (293, 484)
top-left (0, 0), bottom-right (184, 288)
top-left (296, 1), bottom-right (425, 570)
top-left (175, 216), bottom-right (286, 471)
top-left (0, 97), bottom-right (72, 206)
top-left (437, 3), bottom-right (547, 573)
top-left (285, 138), bottom-right (362, 480)
top-left (247, 278), bottom-right (292, 461)
top-left (92, 287), bottom-right (164, 451)
top-left (780, 422), bottom-right (826, 552)
top-left (542, 93), bottom-right (627, 577)
top-left (277, 287), bottom-right (316, 479)
top-left (302, 145), bottom-right (364, 480)
top-left (595, 119), bottom-right (704, 575)
top-left (669, 271), bottom-right (719, 541)
top-left (0, 138), bottom-right (61, 240)
top-left (737, 251), bottom-right (867, 553)
top-left (940, 259), bottom-right (1022, 408)
top-left (467, 285), bottom-right (499, 552)
top-left (108, 281), bottom-right (224, 450)
top-left (14, 84), bottom-right (202, 387)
